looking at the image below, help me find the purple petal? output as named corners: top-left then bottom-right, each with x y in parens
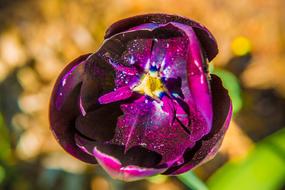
top-left (92, 146), bottom-right (166, 181)
top-left (79, 53), bottom-right (116, 112)
top-left (98, 86), bottom-right (133, 104)
top-left (75, 102), bottom-right (122, 142)
top-left (155, 23), bottom-right (212, 140)
top-left (105, 13), bottom-right (218, 61)
top-left (49, 54), bottom-right (97, 163)
top-left (95, 23), bottom-right (214, 166)
top-left (144, 23), bottom-right (213, 141)
top-left (163, 75), bottom-right (232, 175)
top-left (108, 59), bottom-right (139, 75)
top-left (161, 95), bottom-right (176, 124)
top-left (102, 23), bottom-right (212, 139)
top-left (171, 22), bottom-right (213, 135)
top-left (75, 135), bottom-right (166, 181)
top-left (54, 54), bottom-right (90, 110)
top-left (98, 31), bottom-right (152, 88)
top-left (109, 96), bottom-right (196, 166)
top-left (128, 23), bottom-right (160, 31)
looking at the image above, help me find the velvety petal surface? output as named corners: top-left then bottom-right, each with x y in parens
top-left (92, 146), bottom-right (166, 181)
top-left (96, 23), bottom-right (213, 166)
top-left (171, 22), bottom-right (213, 136)
top-left (75, 102), bottom-right (123, 142)
top-left (163, 75), bottom-right (232, 175)
top-left (50, 53), bottom-right (119, 163)
top-left (105, 13), bottom-right (218, 61)
top-left (79, 53), bottom-right (116, 112)
top-left (50, 54), bottom-right (97, 163)
top-left (109, 96), bottom-right (195, 166)
top-left (75, 134), bottom-right (166, 181)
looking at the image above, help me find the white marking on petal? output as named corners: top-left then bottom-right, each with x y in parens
top-left (62, 78), bottom-right (66, 86)
top-left (145, 58), bottom-right (150, 71)
top-left (194, 60), bottom-right (204, 84)
top-left (160, 58), bottom-right (166, 71)
top-left (79, 97), bottom-right (86, 116)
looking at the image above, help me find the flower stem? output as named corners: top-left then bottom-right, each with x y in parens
top-left (177, 171), bottom-right (209, 190)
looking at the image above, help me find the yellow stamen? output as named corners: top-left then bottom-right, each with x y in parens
top-left (133, 72), bottom-right (166, 99)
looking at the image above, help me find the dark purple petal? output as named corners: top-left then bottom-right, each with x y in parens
top-left (75, 134), bottom-right (166, 181)
top-left (75, 102), bottom-right (122, 142)
top-left (109, 96), bottom-right (196, 167)
top-left (50, 54), bottom-right (97, 163)
top-left (171, 22), bottom-right (213, 135)
top-left (128, 23), bottom-right (160, 31)
top-left (105, 13), bottom-right (218, 61)
top-left (50, 53), bottom-right (118, 163)
top-left (54, 54), bottom-right (89, 110)
top-left (98, 86), bottom-right (133, 104)
top-left (100, 23), bottom-right (212, 142)
top-left (163, 75), bottom-right (232, 175)
top-left (150, 22), bottom-right (213, 140)
top-left (79, 53), bottom-right (116, 112)
top-left (92, 146), bottom-right (166, 181)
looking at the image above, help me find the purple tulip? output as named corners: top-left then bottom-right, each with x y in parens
top-left (49, 14), bottom-right (232, 181)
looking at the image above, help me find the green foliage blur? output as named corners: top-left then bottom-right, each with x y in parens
top-left (0, 0), bottom-right (284, 189)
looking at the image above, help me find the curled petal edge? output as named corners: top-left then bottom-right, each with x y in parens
top-left (92, 147), bottom-right (167, 181)
top-left (105, 13), bottom-right (218, 61)
top-left (49, 54), bottom-right (97, 164)
top-left (164, 74), bottom-right (232, 175)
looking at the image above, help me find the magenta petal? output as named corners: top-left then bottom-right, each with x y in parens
top-left (163, 75), bottom-right (232, 175)
top-left (54, 54), bottom-right (90, 110)
top-left (105, 13), bottom-right (218, 61)
top-left (128, 23), bottom-right (160, 31)
top-left (108, 60), bottom-right (139, 75)
top-left (50, 54), bottom-right (97, 164)
top-left (161, 95), bottom-right (176, 124)
top-left (137, 23), bottom-right (212, 141)
top-left (75, 135), bottom-right (167, 181)
top-left (97, 22), bottom-right (213, 165)
top-left (98, 86), bottom-right (133, 104)
top-left (110, 96), bottom-right (196, 166)
top-left (171, 22), bottom-right (213, 135)
top-left (92, 147), bottom-right (166, 181)
top-left (98, 31), bottom-right (153, 88)
top-left (79, 53), bottom-right (116, 112)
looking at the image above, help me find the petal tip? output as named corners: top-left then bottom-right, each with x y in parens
top-left (93, 147), bottom-right (166, 181)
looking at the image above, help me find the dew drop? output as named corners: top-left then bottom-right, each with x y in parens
top-left (140, 143), bottom-right (147, 147)
top-left (129, 56), bottom-right (135, 65)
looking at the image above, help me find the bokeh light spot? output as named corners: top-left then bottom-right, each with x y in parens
top-left (231, 36), bottom-right (251, 56)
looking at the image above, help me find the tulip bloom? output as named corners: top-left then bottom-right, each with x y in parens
top-left (50, 14), bottom-right (232, 181)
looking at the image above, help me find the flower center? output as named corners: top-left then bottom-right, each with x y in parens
top-left (133, 69), bottom-right (166, 100)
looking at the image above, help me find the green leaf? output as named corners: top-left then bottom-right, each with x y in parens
top-left (177, 171), bottom-right (209, 190)
top-left (207, 128), bottom-right (285, 190)
top-left (213, 69), bottom-right (242, 114)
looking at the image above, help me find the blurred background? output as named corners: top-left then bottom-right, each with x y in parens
top-left (0, 0), bottom-right (284, 189)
